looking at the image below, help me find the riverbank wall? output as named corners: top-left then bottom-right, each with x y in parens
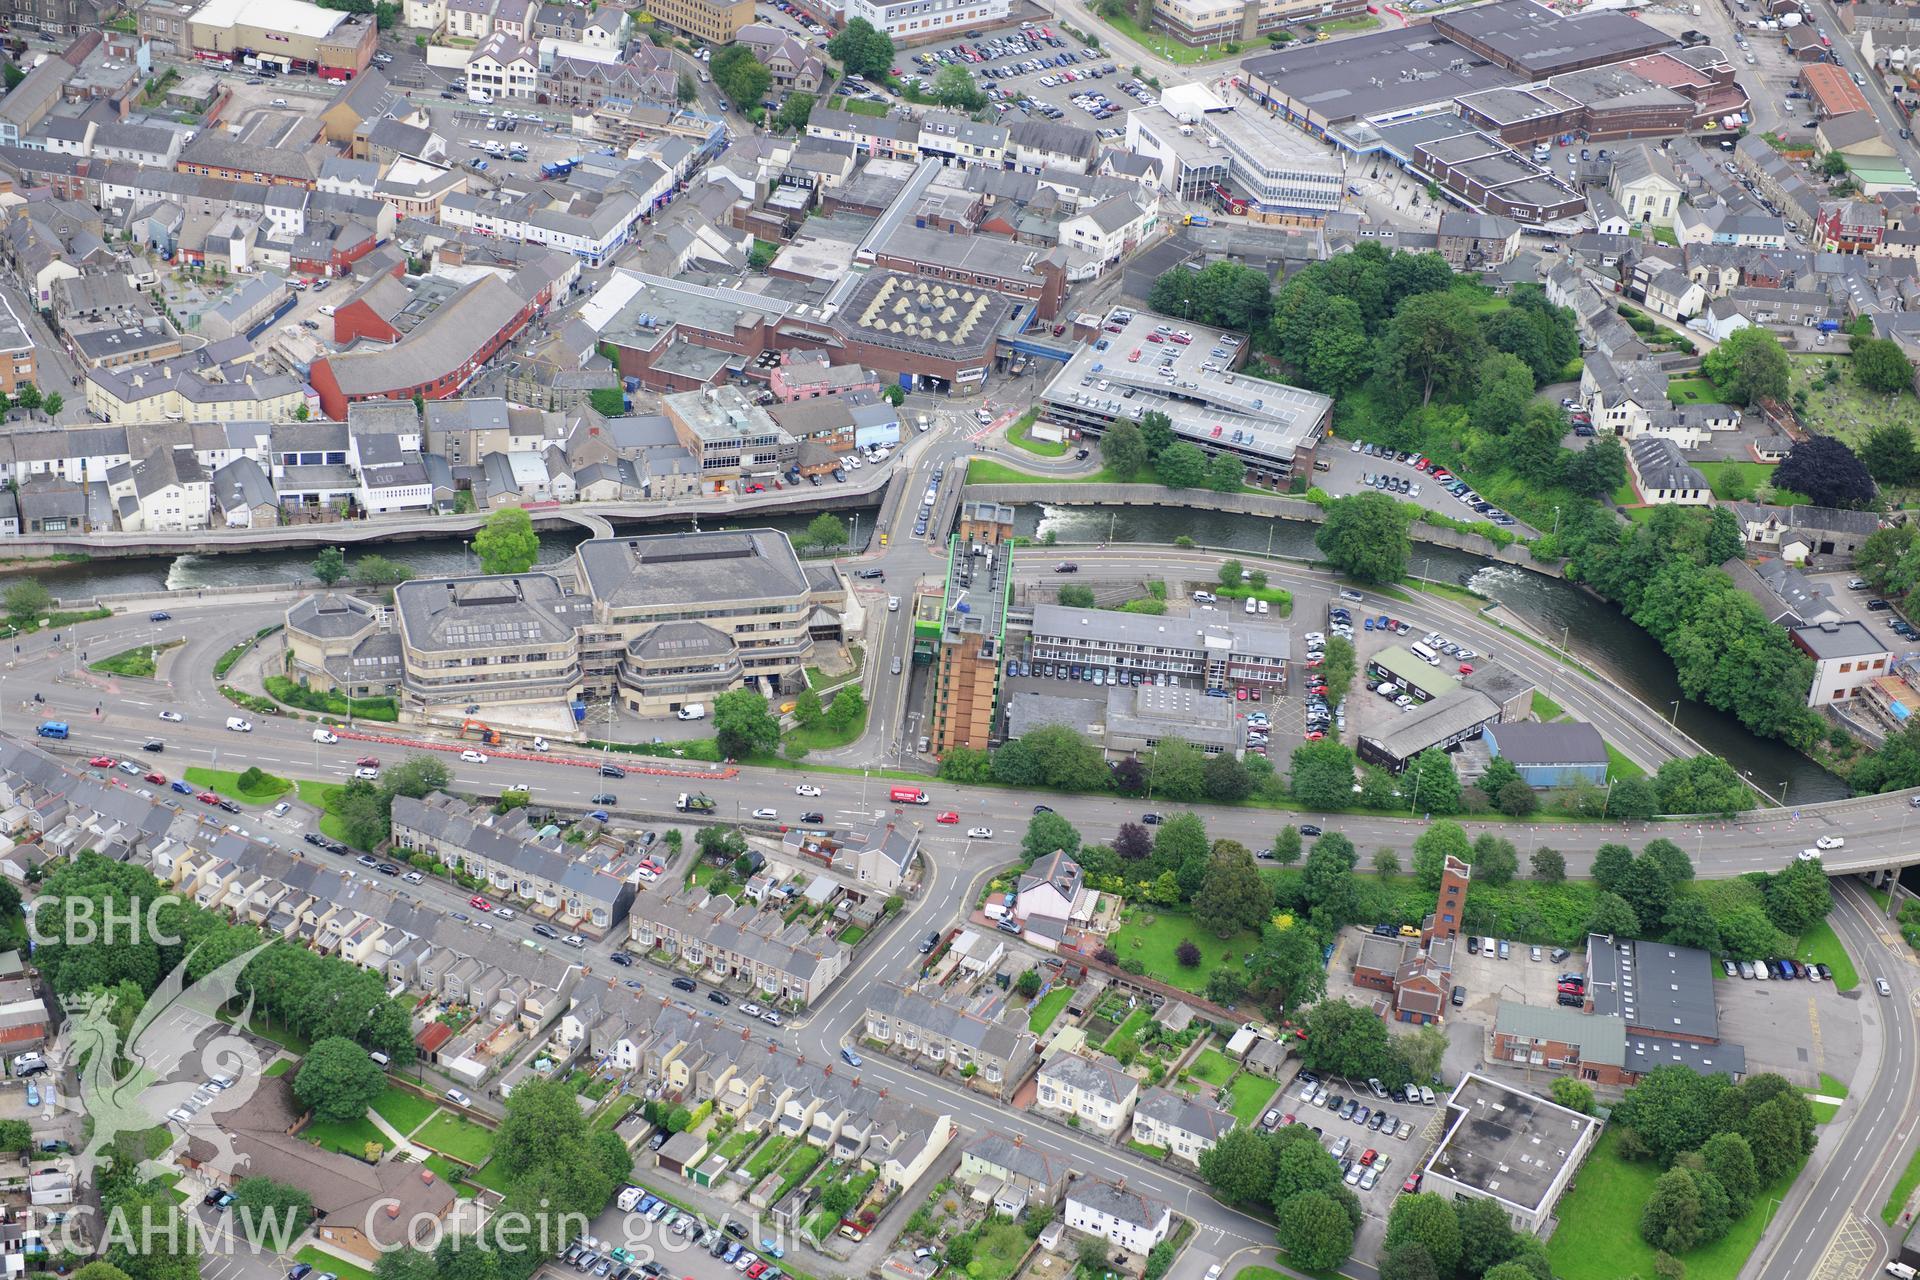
top-left (961, 483), bottom-right (1564, 577)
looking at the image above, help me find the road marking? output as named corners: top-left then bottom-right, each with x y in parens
top-left (1807, 1211), bottom-right (1877, 1280)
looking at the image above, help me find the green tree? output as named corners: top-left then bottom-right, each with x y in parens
top-left (1378, 290), bottom-right (1487, 404)
top-left (677, 70), bottom-right (698, 103)
top-left (472, 507), bottom-right (539, 575)
top-left (1587, 890), bottom-right (1640, 939)
top-left (352, 554), bottom-right (413, 588)
top-left (1206, 450), bottom-right (1247, 492)
top-left (1246, 920), bottom-right (1329, 1010)
top-left (1273, 824), bottom-right (1304, 866)
top-left (827, 17), bottom-right (894, 78)
top-left (292, 1036), bottom-right (385, 1123)
top-left (773, 92), bottom-right (816, 132)
top-left (1409, 748), bottom-right (1460, 815)
top-left (1100, 418), bottom-right (1148, 478)
top-left (41, 392), bottom-right (61, 418)
top-left (1705, 505), bottom-right (1745, 566)
top-left (1316, 491), bottom-right (1414, 583)
top-left (0, 1119), bottom-right (29, 1153)
top-left (1147, 737), bottom-right (1209, 804)
top-left (802, 511), bottom-right (849, 549)
top-left (1154, 441), bottom-right (1209, 489)
top-left (1854, 336), bottom-right (1914, 394)
top-left (1198, 1125), bottom-right (1277, 1205)
top-left (1550, 1077), bottom-right (1596, 1115)
top-left (1015, 968), bottom-right (1042, 998)
top-left (825, 684), bottom-right (865, 733)
top-left (1469, 833), bottom-right (1518, 886)
top-left (1299, 998), bottom-right (1396, 1082)
top-left (1299, 832), bottom-right (1360, 926)
top-left (1203, 752), bottom-right (1252, 802)
top-left (1374, 848), bottom-right (1401, 878)
top-left (1616, 856), bottom-right (1676, 932)
top-left (1565, 435), bottom-right (1629, 497)
top-left (229, 1177), bottom-right (313, 1247)
top-left (1379, 1243), bottom-right (1441, 1280)
top-left (1289, 740), bottom-right (1356, 810)
top-left (1592, 842), bottom-right (1636, 891)
top-left (1455, 1196), bottom-right (1524, 1280)
top-left (930, 62), bottom-right (985, 110)
top-left (1642, 1167), bottom-right (1706, 1252)
top-left (1022, 811), bottom-right (1082, 863)
top-left (1470, 350), bottom-right (1536, 435)
top-left (1386, 1193), bottom-right (1462, 1277)
top-left (382, 754), bottom-right (450, 801)
top-left (13, 384), bottom-right (39, 412)
top-left (1661, 897), bottom-right (1721, 952)
top-left (1411, 821), bottom-right (1471, 892)
top-left (711, 688), bottom-right (780, 758)
top-left (1391, 1022), bottom-right (1449, 1084)
top-left (1058, 584), bottom-right (1096, 607)
top-left (1192, 840), bottom-right (1268, 937)
top-left (713, 45), bottom-right (773, 108)
top-left (1860, 422), bottom-right (1920, 487)
top-left (792, 689), bottom-right (824, 730)
top-left (312, 546), bottom-right (347, 586)
top-left (1278, 1190), bottom-right (1356, 1273)
top-left (1494, 777), bottom-right (1538, 816)
top-left (1765, 857), bottom-right (1832, 935)
top-left (1701, 326), bottom-right (1791, 407)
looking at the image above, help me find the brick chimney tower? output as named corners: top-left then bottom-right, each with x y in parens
top-left (1423, 854), bottom-right (1471, 947)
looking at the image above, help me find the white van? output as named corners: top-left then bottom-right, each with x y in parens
top-left (617, 1186), bottom-right (646, 1213)
top-left (1409, 642), bottom-right (1440, 666)
top-left (677, 703), bottom-right (707, 721)
top-left (312, 728), bottom-right (338, 744)
top-left (226, 717), bottom-right (253, 733)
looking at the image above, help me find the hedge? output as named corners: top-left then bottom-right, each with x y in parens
top-left (262, 674), bottom-right (399, 722)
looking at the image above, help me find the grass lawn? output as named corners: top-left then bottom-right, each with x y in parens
top-left (302, 1113), bottom-right (387, 1159)
top-left (1606, 744), bottom-right (1646, 783)
top-left (744, 1135), bottom-right (796, 1180)
top-left (1028, 985), bottom-right (1072, 1035)
top-left (295, 1249), bottom-right (375, 1280)
top-left (263, 1058), bottom-right (291, 1077)
top-left (825, 94), bottom-right (888, 116)
top-left (969, 1218), bottom-right (1033, 1280)
top-left (1532, 691), bottom-right (1565, 720)
top-left (296, 779), bottom-right (352, 843)
top-left (784, 694), bottom-right (869, 753)
top-left (1103, 1005), bottom-right (1152, 1052)
top-left (1128, 1139), bottom-right (1171, 1160)
top-left (467, 1159), bottom-right (514, 1194)
top-left (1090, 9), bottom-right (1240, 62)
top-left (371, 1088), bottom-right (437, 1137)
top-left (839, 924), bottom-right (867, 945)
top-left (185, 765), bottom-right (292, 803)
top-left (1794, 916), bottom-right (1860, 991)
top-left (414, 1112), bottom-right (495, 1164)
top-left (1805, 1071), bottom-right (1849, 1124)
top-left (1548, 1128), bottom-right (1802, 1280)
top-left (965, 457), bottom-right (1117, 485)
top-left (1611, 480), bottom-right (1638, 507)
top-left (805, 644), bottom-right (864, 695)
top-left (1110, 909), bottom-right (1255, 994)
top-left (1884, 1142), bottom-right (1920, 1225)
top-left (1666, 376), bottom-right (1721, 405)
top-left (1225, 1073), bottom-right (1280, 1127)
top-left (1188, 1048), bottom-right (1237, 1087)
top-left (89, 640), bottom-right (180, 678)
top-left (715, 1129), bottom-right (758, 1163)
top-left (1009, 415), bottom-right (1068, 457)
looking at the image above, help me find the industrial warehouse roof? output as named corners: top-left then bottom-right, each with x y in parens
top-left (1587, 934), bottom-right (1722, 1042)
top-left (318, 275), bottom-right (526, 398)
top-left (190, 0), bottom-right (355, 38)
top-left (1360, 689), bottom-right (1499, 764)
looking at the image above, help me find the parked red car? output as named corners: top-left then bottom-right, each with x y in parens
top-left (196, 791), bottom-right (220, 805)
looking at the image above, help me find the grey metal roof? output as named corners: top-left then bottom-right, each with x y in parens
top-left (1030, 604), bottom-right (1289, 658)
top-left (1363, 689), bottom-right (1500, 762)
top-left (1484, 721), bottom-right (1607, 767)
top-left (393, 573), bottom-right (582, 653)
top-left (1587, 934), bottom-right (1721, 1041)
top-left (1792, 620), bottom-right (1889, 660)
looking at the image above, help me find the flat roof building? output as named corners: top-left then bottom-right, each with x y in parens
top-left (1430, 0), bottom-right (1674, 78)
top-left (394, 573), bottom-right (590, 716)
top-left (1239, 28), bottom-right (1523, 137)
top-left (1482, 721), bottom-right (1608, 788)
top-left (1125, 83), bottom-right (1347, 220)
top-left (1423, 1072), bottom-right (1602, 1235)
top-left (1038, 310), bottom-right (1329, 480)
top-left (1028, 603), bottom-right (1289, 695)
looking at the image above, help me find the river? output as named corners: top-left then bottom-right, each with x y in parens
top-left (1017, 503), bottom-right (1850, 804)
top-left (26, 498), bottom-right (1846, 802)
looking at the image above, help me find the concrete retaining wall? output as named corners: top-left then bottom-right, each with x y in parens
top-left (961, 483), bottom-right (1562, 577)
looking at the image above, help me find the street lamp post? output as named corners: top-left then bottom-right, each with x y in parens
top-left (1668, 699), bottom-right (1681, 728)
